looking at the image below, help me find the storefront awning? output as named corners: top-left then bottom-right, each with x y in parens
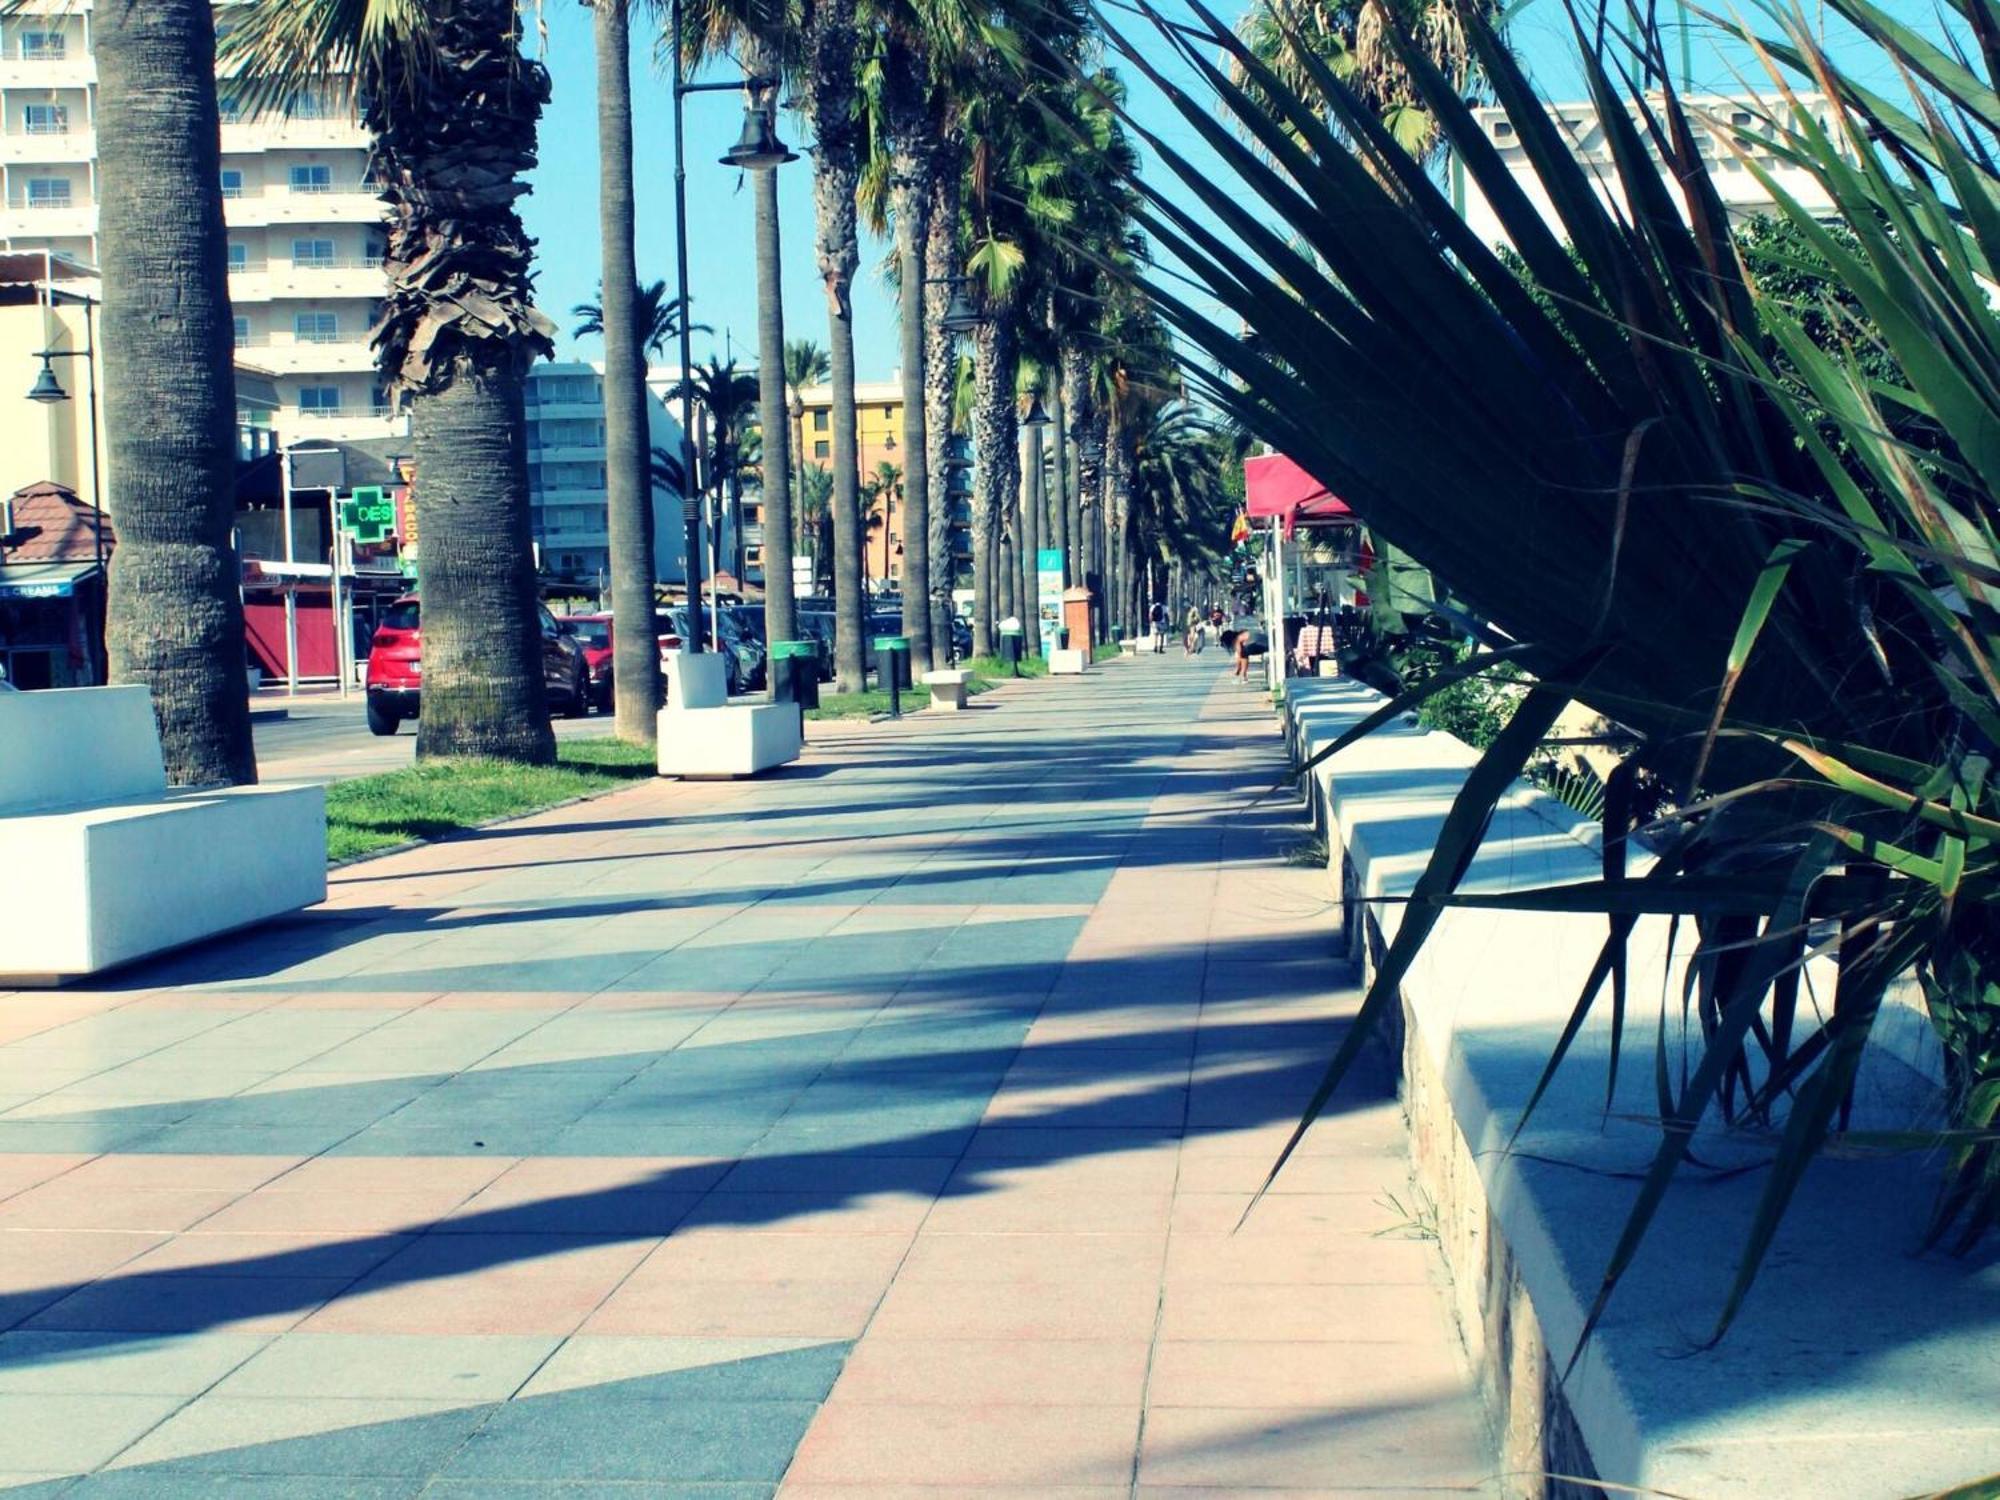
top-left (1245, 454), bottom-right (1353, 538)
top-left (0, 561), bottom-right (99, 600)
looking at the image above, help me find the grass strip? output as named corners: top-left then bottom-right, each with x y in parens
top-left (966, 652), bottom-right (1050, 679)
top-left (806, 675), bottom-right (995, 720)
top-left (325, 737), bottom-right (657, 863)
top-left (1092, 642), bottom-right (1123, 663)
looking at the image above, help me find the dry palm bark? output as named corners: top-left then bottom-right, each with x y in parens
top-left (95, 0), bottom-right (257, 786)
top-left (369, 0), bottom-right (557, 762)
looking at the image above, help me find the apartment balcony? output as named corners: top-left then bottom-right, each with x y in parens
top-left (224, 183), bottom-right (385, 229)
top-left (523, 399), bottom-right (606, 420)
top-left (277, 408), bottom-right (407, 444)
top-left (531, 443), bottom-right (608, 464)
top-left (231, 255), bottom-right (386, 301)
top-left (0, 194), bottom-right (92, 239)
top-left (234, 331), bottom-right (377, 376)
top-left (220, 118), bottom-right (369, 155)
top-left (0, 121), bottom-right (93, 164)
top-left (0, 54), bottom-right (93, 91)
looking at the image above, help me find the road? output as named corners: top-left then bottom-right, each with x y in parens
top-left (254, 694), bottom-right (617, 783)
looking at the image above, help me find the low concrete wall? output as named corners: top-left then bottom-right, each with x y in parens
top-left (1284, 678), bottom-right (1997, 1500)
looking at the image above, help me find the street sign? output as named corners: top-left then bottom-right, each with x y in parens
top-left (337, 486), bottom-right (395, 544)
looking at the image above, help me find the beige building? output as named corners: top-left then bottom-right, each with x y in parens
top-left (1459, 93), bottom-right (1837, 248)
top-left (0, 2), bottom-right (397, 442)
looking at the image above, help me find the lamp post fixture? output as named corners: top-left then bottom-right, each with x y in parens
top-left (670, 0), bottom-right (795, 654)
top-left (26, 291), bottom-right (107, 683)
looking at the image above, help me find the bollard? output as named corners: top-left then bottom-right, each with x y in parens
top-left (873, 635), bottom-right (910, 718)
top-left (999, 618), bottom-right (1024, 678)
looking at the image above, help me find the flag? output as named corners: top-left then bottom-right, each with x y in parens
top-left (1229, 513), bottom-right (1252, 545)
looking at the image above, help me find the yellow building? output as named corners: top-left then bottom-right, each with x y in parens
top-left (795, 379), bottom-right (909, 588)
top-left (0, 252), bottom-right (106, 510)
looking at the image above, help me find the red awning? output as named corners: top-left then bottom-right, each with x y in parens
top-left (1244, 453), bottom-right (1352, 538)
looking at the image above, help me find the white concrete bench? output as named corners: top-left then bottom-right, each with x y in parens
top-left (657, 651), bottom-right (801, 777)
top-left (1047, 648), bottom-right (1087, 675)
top-left (922, 668), bottom-right (971, 711)
top-left (1281, 677), bottom-right (1974, 1499)
top-left (1, 685), bottom-right (327, 986)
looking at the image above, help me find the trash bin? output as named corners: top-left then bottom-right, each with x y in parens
top-left (872, 635), bottom-right (912, 692)
top-left (770, 639), bottom-right (819, 711)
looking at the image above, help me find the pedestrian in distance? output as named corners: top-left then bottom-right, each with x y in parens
top-left (1232, 626), bottom-right (1251, 681)
top-left (1183, 604), bottom-right (1204, 656)
top-left (1148, 601), bottom-right (1167, 652)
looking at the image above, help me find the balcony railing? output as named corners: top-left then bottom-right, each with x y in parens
top-left (20, 118), bottom-right (71, 136)
top-left (6, 194), bottom-right (81, 211)
top-left (8, 43), bottom-right (71, 62)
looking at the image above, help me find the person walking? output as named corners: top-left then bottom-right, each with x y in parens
top-left (1148, 600), bottom-right (1167, 652)
top-left (1183, 603), bottom-right (1204, 656)
top-left (1232, 624), bottom-right (1251, 681)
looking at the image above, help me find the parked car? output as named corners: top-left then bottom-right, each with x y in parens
top-left (363, 596), bottom-right (592, 736)
top-left (664, 605), bottom-right (765, 695)
top-left (563, 612), bottom-right (616, 710)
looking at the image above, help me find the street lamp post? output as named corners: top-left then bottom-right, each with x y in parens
top-left (669, 0), bottom-right (795, 660)
top-left (27, 291), bottom-right (107, 683)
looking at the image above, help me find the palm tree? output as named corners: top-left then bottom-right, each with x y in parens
top-left (864, 458), bottom-right (903, 588)
top-left (797, 462), bottom-right (835, 594)
top-left (572, 279), bottom-right (698, 365)
top-left (586, 0), bottom-right (661, 742)
top-left (225, 0), bottom-right (556, 763)
top-left (1234, 0), bottom-right (1499, 161)
top-left (796, 0), bottom-right (869, 689)
top-left (94, 0), bottom-right (256, 786)
top-left (665, 358), bottom-right (760, 594)
top-left (782, 337), bottom-right (829, 563)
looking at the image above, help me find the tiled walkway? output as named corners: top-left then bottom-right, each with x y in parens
top-left (0, 656), bottom-right (1495, 1495)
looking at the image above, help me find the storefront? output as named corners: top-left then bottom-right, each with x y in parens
top-left (0, 559), bottom-right (103, 689)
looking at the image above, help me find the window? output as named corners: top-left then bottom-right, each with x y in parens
top-left (24, 177), bottom-right (71, 208)
top-left (217, 94), bottom-right (243, 124)
top-left (22, 104), bottom-right (67, 136)
top-left (814, 440), bottom-right (830, 459)
top-left (220, 169), bottom-right (243, 199)
top-left (19, 31), bottom-right (65, 60)
top-left (295, 312), bottom-right (339, 344)
top-left (291, 238), bottom-right (336, 267)
top-left (812, 410), bottom-right (829, 431)
top-left (227, 243), bottom-right (248, 270)
top-left (290, 89), bottom-right (335, 120)
top-left (298, 385), bottom-right (342, 413)
top-left (232, 316), bottom-right (249, 345)
top-left (288, 164), bottom-right (332, 194)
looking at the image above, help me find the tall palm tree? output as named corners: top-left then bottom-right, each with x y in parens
top-left (573, 279), bottom-right (703, 365)
top-left (922, 152), bottom-right (965, 665)
top-left (586, 0), bottom-right (661, 741)
top-left (95, 0), bottom-right (256, 786)
top-left (797, 0), bottom-right (868, 690)
top-left (225, 0), bottom-right (557, 763)
top-left (665, 358), bottom-right (760, 595)
top-left (782, 337), bottom-right (829, 562)
top-left (677, 0), bottom-right (797, 659)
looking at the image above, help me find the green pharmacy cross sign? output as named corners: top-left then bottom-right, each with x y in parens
top-left (337, 486), bottom-right (395, 544)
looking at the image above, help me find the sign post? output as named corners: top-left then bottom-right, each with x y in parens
top-left (1036, 548), bottom-right (1065, 656)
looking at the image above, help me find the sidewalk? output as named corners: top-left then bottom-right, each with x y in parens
top-left (0, 656), bottom-right (1494, 1495)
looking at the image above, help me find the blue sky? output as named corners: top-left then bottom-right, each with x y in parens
top-left (519, 0), bottom-right (1938, 383)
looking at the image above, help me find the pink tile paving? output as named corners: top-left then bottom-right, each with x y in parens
top-left (0, 659), bottom-right (1494, 1493)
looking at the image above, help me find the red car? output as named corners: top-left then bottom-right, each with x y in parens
top-left (364, 595), bottom-right (593, 736)
top-left (556, 612), bottom-right (686, 712)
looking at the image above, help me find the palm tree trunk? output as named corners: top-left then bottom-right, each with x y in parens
top-left (94, 0), bottom-right (256, 787)
top-left (805, 0), bottom-right (865, 692)
top-left (1048, 353), bottom-right (1071, 589)
top-left (971, 313), bottom-right (1014, 658)
top-left (922, 153), bottom-right (961, 666)
top-left (593, 0), bottom-right (660, 741)
top-left (1075, 404), bottom-right (1104, 644)
top-left (364, 0), bottom-right (554, 762)
top-left (411, 350), bottom-right (554, 760)
top-left (752, 118), bottom-right (795, 661)
top-left (1020, 423), bottom-right (1043, 654)
top-left (887, 83), bottom-right (932, 676)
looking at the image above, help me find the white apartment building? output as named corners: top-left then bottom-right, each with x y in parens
top-left (530, 361), bottom-right (690, 587)
top-left (1459, 93), bottom-right (1836, 249)
top-left (0, 3), bottom-right (398, 442)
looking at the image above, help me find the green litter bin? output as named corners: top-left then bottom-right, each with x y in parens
top-left (771, 639), bottom-right (819, 711)
top-left (872, 634), bottom-right (912, 693)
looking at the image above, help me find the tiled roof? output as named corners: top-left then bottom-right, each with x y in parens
top-left (3, 481), bottom-right (113, 563)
